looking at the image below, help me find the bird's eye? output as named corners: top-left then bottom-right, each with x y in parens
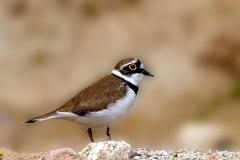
top-left (129, 64), bottom-right (137, 70)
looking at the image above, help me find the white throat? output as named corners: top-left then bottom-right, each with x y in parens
top-left (111, 69), bottom-right (143, 86)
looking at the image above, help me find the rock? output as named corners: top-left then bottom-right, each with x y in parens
top-left (131, 148), bottom-right (174, 160)
top-left (0, 147), bottom-right (45, 160)
top-left (3, 141), bottom-right (240, 160)
top-left (79, 141), bottom-right (131, 160)
top-left (43, 148), bottom-right (79, 160)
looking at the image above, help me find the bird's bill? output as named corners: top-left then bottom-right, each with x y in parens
top-left (142, 69), bottom-right (154, 77)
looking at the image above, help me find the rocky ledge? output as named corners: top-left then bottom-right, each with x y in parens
top-left (1, 141), bottom-right (240, 160)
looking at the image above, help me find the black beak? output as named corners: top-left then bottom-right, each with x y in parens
top-left (142, 69), bottom-right (154, 77)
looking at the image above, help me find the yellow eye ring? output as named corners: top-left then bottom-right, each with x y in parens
top-left (129, 64), bottom-right (137, 70)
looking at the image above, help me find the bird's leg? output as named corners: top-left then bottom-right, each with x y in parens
top-left (106, 126), bottom-right (112, 141)
top-left (87, 128), bottom-right (94, 142)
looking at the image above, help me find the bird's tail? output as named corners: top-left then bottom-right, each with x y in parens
top-left (25, 110), bottom-right (58, 123)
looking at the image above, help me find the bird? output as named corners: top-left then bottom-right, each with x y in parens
top-left (25, 58), bottom-right (153, 142)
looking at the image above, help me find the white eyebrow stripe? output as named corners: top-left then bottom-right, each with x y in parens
top-left (121, 58), bottom-right (138, 69)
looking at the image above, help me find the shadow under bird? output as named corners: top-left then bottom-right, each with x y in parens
top-left (25, 58), bottom-right (154, 142)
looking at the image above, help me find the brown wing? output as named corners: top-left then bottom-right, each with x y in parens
top-left (56, 74), bottom-right (128, 116)
top-left (25, 75), bottom-right (127, 123)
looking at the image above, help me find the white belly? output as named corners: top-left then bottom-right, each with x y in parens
top-left (57, 87), bottom-right (136, 128)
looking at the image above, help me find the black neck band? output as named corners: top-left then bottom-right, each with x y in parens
top-left (112, 73), bottom-right (138, 94)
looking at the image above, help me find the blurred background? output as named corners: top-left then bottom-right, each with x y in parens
top-left (0, 0), bottom-right (240, 153)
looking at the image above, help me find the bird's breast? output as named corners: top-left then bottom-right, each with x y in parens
top-left (58, 87), bottom-right (137, 128)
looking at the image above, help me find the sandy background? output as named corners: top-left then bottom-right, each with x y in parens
top-left (0, 0), bottom-right (240, 153)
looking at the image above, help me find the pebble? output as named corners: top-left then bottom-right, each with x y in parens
top-left (131, 148), bottom-right (240, 160)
